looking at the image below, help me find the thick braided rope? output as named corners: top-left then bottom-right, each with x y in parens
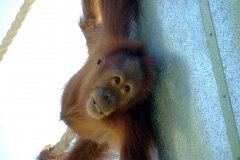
top-left (51, 127), bottom-right (76, 156)
top-left (0, 0), bottom-right (76, 156)
top-left (0, 0), bottom-right (35, 62)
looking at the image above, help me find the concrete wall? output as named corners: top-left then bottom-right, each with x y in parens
top-left (138, 0), bottom-right (240, 159)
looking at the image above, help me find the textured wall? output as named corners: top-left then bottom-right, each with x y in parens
top-left (138, 0), bottom-right (240, 159)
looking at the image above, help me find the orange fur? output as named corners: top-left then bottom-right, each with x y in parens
top-left (39, 0), bottom-right (156, 160)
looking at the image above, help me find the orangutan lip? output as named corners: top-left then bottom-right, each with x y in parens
top-left (94, 101), bottom-right (103, 114)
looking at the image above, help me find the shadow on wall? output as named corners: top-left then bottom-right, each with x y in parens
top-left (148, 54), bottom-right (203, 159)
top-left (138, 0), bottom-right (213, 159)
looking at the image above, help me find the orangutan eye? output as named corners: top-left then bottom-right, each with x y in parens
top-left (113, 77), bottom-right (120, 84)
top-left (123, 85), bottom-right (130, 92)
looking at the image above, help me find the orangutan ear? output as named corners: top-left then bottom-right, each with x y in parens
top-left (97, 56), bottom-right (105, 65)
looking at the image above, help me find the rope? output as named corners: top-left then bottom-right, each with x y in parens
top-left (0, 0), bottom-right (35, 62)
top-left (51, 127), bottom-right (76, 156)
top-left (0, 1), bottom-right (77, 156)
